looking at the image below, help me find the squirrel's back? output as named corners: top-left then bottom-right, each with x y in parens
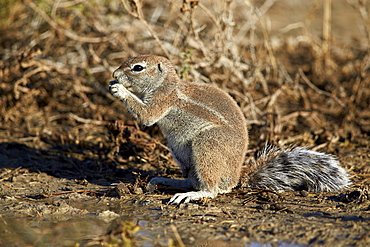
top-left (174, 81), bottom-right (247, 132)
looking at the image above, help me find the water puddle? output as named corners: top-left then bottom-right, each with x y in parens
top-left (0, 214), bottom-right (305, 246)
top-left (0, 213), bottom-right (304, 246)
top-left (0, 214), bottom-right (170, 246)
top-left (0, 197), bottom-right (319, 246)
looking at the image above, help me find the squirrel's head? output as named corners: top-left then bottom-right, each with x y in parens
top-left (112, 55), bottom-right (176, 94)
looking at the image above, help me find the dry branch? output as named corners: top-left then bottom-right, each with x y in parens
top-left (24, 0), bottom-right (109, 43)
top-left (121, 0), bottom-right (171, 58)
top-left (298, 68), bottom-right (346, 110)
top-left (323, 0), bottom-right (332, 68)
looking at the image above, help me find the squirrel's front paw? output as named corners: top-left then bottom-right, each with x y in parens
top-left (109, 81), bottom-right (128, 100)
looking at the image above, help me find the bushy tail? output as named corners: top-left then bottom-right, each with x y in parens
top-left (241, 145), bottom-right (351, 192)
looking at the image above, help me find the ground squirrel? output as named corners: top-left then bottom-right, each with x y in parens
top-left (109, 55), bottom-right (351, 204)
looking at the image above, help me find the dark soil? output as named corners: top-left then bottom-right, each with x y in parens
top-left (0, 0), bottom-right (369, 246)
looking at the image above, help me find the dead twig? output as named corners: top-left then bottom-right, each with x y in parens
top-left (45, 190), bottom-right (106, 197)
top-left (69, 113), bottom-right (109, 126)
top-left (170, 224), bottom-right (186, 247)
top-left (13, 67), bottom-right (45, 99)
top-left (24, 0), bottom-right (109, 43)
top-left (298, 68), bottom-right (347, 110)
top-left (181, 0), bottom-right (208, 58)
top-left (0, 167), bottom-right (23, 182)
top-left (323, 0), bottom-right (332, 68)
top-left (121, 0), bottom-right (170, 58)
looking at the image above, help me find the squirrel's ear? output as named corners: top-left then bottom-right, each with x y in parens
top-left (158, 63), bottom-right (163, 73)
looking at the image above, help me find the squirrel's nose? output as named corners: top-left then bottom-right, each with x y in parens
top-left (113, 69), bottom-right (122, 79)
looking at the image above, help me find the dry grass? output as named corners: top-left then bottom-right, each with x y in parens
top-left (1, 0), bottom-right (370, 176)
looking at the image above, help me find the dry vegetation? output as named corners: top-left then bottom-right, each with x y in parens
top-left (0, 0), bottom-right (370, 246)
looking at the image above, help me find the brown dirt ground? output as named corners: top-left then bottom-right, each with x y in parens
top-left (0, 0), bottom-right (369, 246)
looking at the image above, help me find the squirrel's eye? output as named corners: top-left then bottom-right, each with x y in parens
top-left (132, 65), bottom-right (144, 72)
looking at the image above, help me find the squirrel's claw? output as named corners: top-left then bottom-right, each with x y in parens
top-left (169, 191), bottom-right (216, 204)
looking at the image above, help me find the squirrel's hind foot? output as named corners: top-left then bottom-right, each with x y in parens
top-left (169, 191), bottom-right (217, 204)
top-left (148, 177), bottom-right (219, 204)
